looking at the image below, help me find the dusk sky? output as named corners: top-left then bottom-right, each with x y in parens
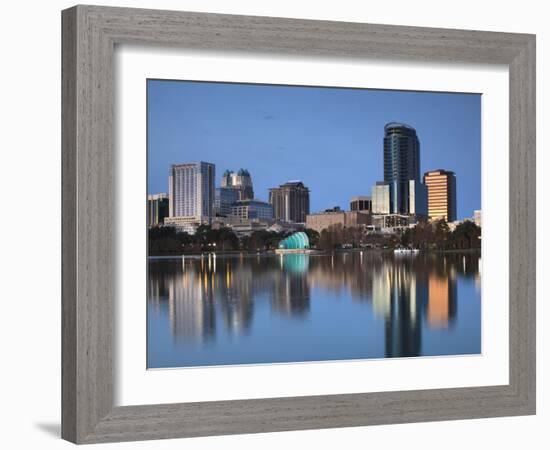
top-left (147, 80), bottom-right (480, 220)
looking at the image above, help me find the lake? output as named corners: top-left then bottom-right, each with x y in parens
top-left (147, 250), bottom-right (481, 368)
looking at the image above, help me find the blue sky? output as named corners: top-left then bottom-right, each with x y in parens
top-left (147, 80), bottom-right (480, 220)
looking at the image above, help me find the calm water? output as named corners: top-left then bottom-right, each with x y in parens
top-left (147, 251), bottom-right (481, 368)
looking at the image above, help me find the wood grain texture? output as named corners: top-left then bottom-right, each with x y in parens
top-left (61, 7), bottom-right (77, 443)
top-left (61, 5), bottom-right (536, 444)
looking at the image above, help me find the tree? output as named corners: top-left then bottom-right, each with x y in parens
top-left (409, 219), bottom-right (433, 250)
top-left (449, 220), bottom-right (481, 249)
top-left (216, 227), bottom-right (239, 251)
top-left (400, 228), bottom-right (412, 247)
top-left (433, 219), bottom-right (450, 250)
top-left (148, 226), bottom-right (193, 255)
top-left (248, 230), bottom-right (269, 251)
top-left (304, 228), bottom-right (320, 248)
top-left (318, 229), bottom-right (336, 250)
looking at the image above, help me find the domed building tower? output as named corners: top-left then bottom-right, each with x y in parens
top-left (233, 169), bottom-right (254, 200)
top-left (220, 168), bottom-right (254, 200)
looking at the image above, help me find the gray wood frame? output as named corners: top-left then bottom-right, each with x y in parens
top-left (62, 5), bottom-right (536, 444)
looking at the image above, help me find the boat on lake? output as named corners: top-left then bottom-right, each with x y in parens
top-left (393, 248), bottom-right (420, 255)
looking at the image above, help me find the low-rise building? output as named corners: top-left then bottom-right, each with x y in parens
top-left (228, 220), bottom-right (271, 237)
top-left (163, 216), bottom-right (204, 234)
top-left (229, 199), bottom-right (273, 221)
top-left (350, 196), bottom-right (372, 212)
top-left (372, 214), bottom-right (411, 233)
top-left (305, 210), bottom-right (372, 233)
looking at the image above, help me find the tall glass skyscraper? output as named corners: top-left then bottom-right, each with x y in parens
top-left (383, 122), bottom-right (421, 214)
top-left (168, 162), bottom-right (215, 221)
top-left (214, 187), bottom-right (240, 217)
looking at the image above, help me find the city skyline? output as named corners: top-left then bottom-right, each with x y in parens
top-left (147, 80), bottom-right (481, 220)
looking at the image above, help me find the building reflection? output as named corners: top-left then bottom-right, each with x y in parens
top-left (427, 273), bottom-right (457, 329)
top-left (148, 250), bottom-right (475, 353)
top-left (271, 254), bottom-right (310, 318)
top-left (371, 257), bottom-right (425, 357)
top-left (167, 270), bottom-right (216, 343)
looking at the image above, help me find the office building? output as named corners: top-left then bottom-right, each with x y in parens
top-left (269, 181), bottom-right (310, 223)
top-left (408, 180), bottom-right (428, 217)
top-left (306, 210), bottom-right (371, 233)
top-left (168, 162), bottom-right (215, 222)
top-left (220, 168), bottom-right (254, 200)
top-left (147, 193), bottom-right (169, 227)
top-left (372, 182), bottom-right (390, 214)
top-left (372, 214), bottom-right (411, 233)
top-left (383, 122), bottom-right (421, 214)
top-left (163, 216), bottom-right (201, 235)
top-left (229, 199), bottom-right (273, 221)
top-left (214, 187), bottom-right (240, 216)
top-left (350, 196), bottom-right (372, 212)
top-left (423, 169), bottom-right (457, 222)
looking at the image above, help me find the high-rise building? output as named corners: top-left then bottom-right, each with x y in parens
top-left (383, 122), bottom-right (421, 214)
top-left (269, 181), bottom-right (310, 223)
top-left (371, 182), bottom-right (390, 214)
top-left (147, 193), bottom-right (169, 227)
top-left (350, 196), bottom-right (372, 212)
top-left (423, 169), bottom-right (457, 222)
top-left (214, 187), bottom-right (240, 217)
top-left (220, 168), bottom-right (254, 200)
top-left (408, 180), bottom-right (428, 217)
top-left (168, 162), bottom-right (215, 222)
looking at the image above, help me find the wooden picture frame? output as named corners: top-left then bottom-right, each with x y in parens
top-left (62, 5), bottom-right (536, 444)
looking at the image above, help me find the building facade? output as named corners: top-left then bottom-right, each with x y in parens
top-left (214, 187), bottom-right (240, 217)
top-left (147, 193), bottom-right (169, 227)
top-left (305, 210), bottom-right (371, 233)
top-left (423, 169), bottom-right (457, 222)
top-left (372, 214), bottom-right (411, 233)
top-left (269, 181), bottom-right (310, 223)
top-left (407, 180), bottom-right (428, 217)
top-left (383, 122), bottom-right (421, 214)
top-left (371, 182), bottom-right (391, 214)
top-left (229, 199), bottom-right (274, 221)
top-left (350, 196), bottom-right (372, 212)
top-left (220, 168), bottom-right (254, 200)
top-left (163, 216), bottom-right (201, 234)
top-left (168, 162), bottom-right (215, 222)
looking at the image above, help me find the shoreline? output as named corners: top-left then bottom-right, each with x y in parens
top-left (148, 247), bottom-right (481, 260)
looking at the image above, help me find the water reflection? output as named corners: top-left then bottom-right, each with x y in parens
top-left (148, 251), bottom-right (481, 367)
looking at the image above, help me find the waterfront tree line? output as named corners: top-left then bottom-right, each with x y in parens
top-left (316, 219), bottom-right (481, 251)
top-left (148, 225), bottom-right (320, 256)
top-left (148, 219), bottom-right (480, 256)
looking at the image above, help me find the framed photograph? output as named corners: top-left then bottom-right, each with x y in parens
top-left (62, 5), bottom-right (536, 444)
